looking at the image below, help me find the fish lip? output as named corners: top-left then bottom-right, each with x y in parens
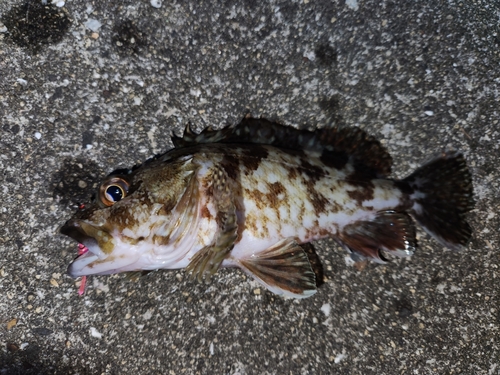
top-left (61, 219), bottom-right (109, 278)
top-left (60, 220), bottom-right (95, 245)
top-left (67, 253), bottom-right (99, 278)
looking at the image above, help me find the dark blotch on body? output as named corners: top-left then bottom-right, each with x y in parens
top-left (220, 152), bottom-right (246, 242)
top-left (308, 189), bottom-right (329, 216)
top-left (266, 181), bottom-right (286, 207)
top-left (201, 206), bottom-right (212, 219)
top-left (299, 159), bottom-right (325, 182)
top-left (239, 145), bottom-right (269, 174)
top-left (221, 153), bottom-right (240, 180)
top-left (347, 188), bottom-right (373, 206)
top-left (344, 163), bottom-right (375, 203)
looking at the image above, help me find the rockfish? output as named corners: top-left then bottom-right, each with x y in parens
top-left (61, 118), bottom-right (475, 298)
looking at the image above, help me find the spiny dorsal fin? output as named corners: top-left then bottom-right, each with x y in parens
top-left (173, 117), bottom-right (392, 177)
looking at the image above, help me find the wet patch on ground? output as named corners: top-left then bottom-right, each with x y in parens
top-left (1, 1), bottom-right (71, 53)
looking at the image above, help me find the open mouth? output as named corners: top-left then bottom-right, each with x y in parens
top-left (76, 244), bottom-right (89, 295)
top-left (60, 220), bottom-right (104, 294)
top-left (61, 221), bottom-right (108, 263)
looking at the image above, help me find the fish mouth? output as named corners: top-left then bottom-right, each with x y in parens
top-left (60, 220), bottom-right (107, 278)
top-left (61, 219), bottom-right (143, 278)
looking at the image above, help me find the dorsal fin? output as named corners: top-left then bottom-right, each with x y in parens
top-left (173, 117), bottom-right (393, 177)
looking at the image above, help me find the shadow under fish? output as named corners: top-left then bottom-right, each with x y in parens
top-left (60, 118), bottom-right (475, 298)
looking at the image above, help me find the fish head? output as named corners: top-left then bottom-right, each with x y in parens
top-left (61, 157), bottom-right (198, 277)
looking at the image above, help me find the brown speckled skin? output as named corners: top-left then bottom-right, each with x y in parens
top-left (63, 140), bottom-right (410, 275)
top-left (62, 120), bottom-right (473, 298)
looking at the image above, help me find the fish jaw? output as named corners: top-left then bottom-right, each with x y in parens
top-left (61, 219), bottom-right (142, 277)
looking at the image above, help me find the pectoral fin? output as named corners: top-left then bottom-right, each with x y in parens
top-left (301, 242), bottom-right (325, 287)
top-left (186, 165), bottom-right (238, 282)
top-left (237, 238), bottom-right (317, 299)
top-left (125, 270), bottom-right (153, 282)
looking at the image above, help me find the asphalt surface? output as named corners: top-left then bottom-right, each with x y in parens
top-left (1, 0), bottom-right (499, 374)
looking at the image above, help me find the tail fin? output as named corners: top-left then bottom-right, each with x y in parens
top-left (403, 152), bottom-right (475, 251)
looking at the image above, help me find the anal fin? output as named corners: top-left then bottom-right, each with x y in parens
top-left (237, 238), bottom-right (317, 299)
top-left (339, 211), bottom-right (417, 263)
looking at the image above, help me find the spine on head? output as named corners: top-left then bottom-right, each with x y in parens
top-left (403, 152), bottom-right (475, 251)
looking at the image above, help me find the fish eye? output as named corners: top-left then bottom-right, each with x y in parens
top-left (99, 177), bottom-right (129, 207)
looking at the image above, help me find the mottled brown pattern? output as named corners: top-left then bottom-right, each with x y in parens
top-left (220, 151), bottom-right (246, 243)
top-left (266, 181), bottom-right (286, 207)
top-left (244, 213), bottom-right (269, 238)
top-left (287, 166), bottom-right (300, 180)
top-left (304, 225), bottom-right (331, 240)
top-left (244, 188), bottom-right (266, 210)
top-left (393, 180), bottom-right (414, 212)
top-left (309, 189), bottom-right (329, 216)
top-left (297, 202), bottom-right (305, 223)
top-left (220, 153), bottom-right (240, 180)
top-left (347, 188), bottom-right (373, 206)
top-left (108, 203), bottom-right (139, 230)
top-left (299, 158), bottom-right (326, 182)
top-left (153, 234), bottom-right (171, 245)
top-left (344, 163), bottom-right (375, 204)
top-left (239, 145), bottom-right (269, 174)
top-left (302, 176), bottom-right (329, 216)
top-left (201, 206), bottom-right (212, 219)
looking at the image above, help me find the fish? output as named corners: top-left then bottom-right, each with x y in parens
top-left (60, 118), bottom-right (475, 298)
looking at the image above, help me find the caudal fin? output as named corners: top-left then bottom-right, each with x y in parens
top-left (403, 152), bottom-right (475, 251)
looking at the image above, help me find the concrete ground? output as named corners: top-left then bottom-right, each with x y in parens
top-left (0, 0), bottom-right (499, 374)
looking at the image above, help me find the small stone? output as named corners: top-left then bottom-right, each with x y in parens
top-left (78, 180), bottom-right (88, 188)
top-left (7, 318), bottom-right (17, 330)
top-left (150, 0), bottom-right (162, 8)
top-left (84, 19), bottom-right (102, 32)
top-left (50, 278), bottom-right (59, 287)
top-left (16, 78), bottom-right (28, 86)
top-left (90, 327), bottom-right (102, 338)
top-left (321, 303), bottom-right (331, 317)
top-left (253, 288), bottom-right (261, 295)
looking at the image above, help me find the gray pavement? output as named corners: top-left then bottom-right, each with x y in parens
top-left (1, 0), bottom-right (499, 374)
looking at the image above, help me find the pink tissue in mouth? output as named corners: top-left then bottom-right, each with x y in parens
top-left (77, 244), bottom-right (89, 296)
